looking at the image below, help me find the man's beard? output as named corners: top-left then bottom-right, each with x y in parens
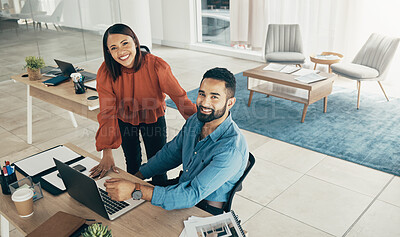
top-left (196, 103), bottom-right (227, 123)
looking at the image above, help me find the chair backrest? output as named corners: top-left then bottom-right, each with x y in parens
top-left (222, 152), bottom-right (255, 213)
top-left (352, 33), bottom-right (400, 75)
top-left (264, 24), bottom-right (303, 56)
top-left (51, 0), bottom-right (64, 22)
top-left (20, 0), bottom-right (39, 14)
top-left (140, 45), bottom-right (151, 53)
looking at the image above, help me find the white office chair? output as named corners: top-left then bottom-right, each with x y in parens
top-left (331, 33), bottom-right (400, 109)
top-left (34, 1), bottom-right (64, 31)
top-left (10, 0), bottom-right (40, 30)
top-left (264, 24), bottom-right (305, 66)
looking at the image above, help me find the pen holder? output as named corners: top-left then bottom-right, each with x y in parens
top-left (9, 176), bottom-right (43, 201)
top-left (0, 172), bottom-right (17, 195)
top-left (73, 80), bottom-right (86, 94)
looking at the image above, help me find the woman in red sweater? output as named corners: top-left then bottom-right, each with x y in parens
top-left (90, 24), bottom-right (196, 185)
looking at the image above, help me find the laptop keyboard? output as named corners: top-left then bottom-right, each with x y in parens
top-left (99, 189), bottom-right (130, 215)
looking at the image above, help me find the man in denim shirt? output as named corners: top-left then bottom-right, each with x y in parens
top-left (105, 67), bottom-right (249, 214)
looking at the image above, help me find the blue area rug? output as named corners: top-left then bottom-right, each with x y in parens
top-left (167, 73), bottom-right (400, 176)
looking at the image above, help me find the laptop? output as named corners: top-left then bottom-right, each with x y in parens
top-left (54, 158), bottom-right (145, 220)
top-left (54, 59), bottom-right (97, 82)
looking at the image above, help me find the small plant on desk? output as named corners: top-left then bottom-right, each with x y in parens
top-left (24, 56), bottom-right (45, 81)
top-left (81, 223), bottom-right (112, 237)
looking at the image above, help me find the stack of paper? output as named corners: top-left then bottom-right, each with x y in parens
top-left (295, 73), bottom-right (327, 84)
top-left (292, 68), bottom-right (320, 76)
top-left (180, 211), bottom-right (245, 237)
top-left (315, 54), bottom-right (341, 60)
top-left (263, 63), bottom-right (286, 71)
top-left (263, 63), bottom-right (300, 74)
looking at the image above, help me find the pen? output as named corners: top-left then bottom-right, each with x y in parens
top-left (6, 165), bottom-right (12, 175)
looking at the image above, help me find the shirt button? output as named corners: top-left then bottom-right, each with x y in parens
top-left (186, 169), bottom-right (188, 172)
top-left (194, 152), bottom-right (197, 155)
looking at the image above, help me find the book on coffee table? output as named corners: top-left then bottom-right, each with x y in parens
top-left (295, 73), bottom-right (327, 84)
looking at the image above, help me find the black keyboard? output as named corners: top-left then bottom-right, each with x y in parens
top-left (99, 189), bottom-right (130, 215)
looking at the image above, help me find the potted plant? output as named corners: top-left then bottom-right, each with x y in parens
top-left (81, 223), bottom-right (112, 237)
top-left (24, 56), bottom-right (45, 81)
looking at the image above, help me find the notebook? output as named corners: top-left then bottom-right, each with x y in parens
top-left (54, 158), bottom-right (145, 221)
top-left (54, 59), bottom-right (97, 82)
top-left (42, 75), bottom-right (69, 86)
top-left (27, 211), bottom-right (85, 237)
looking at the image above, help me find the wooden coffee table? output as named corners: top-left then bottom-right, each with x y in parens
top-left (244, 65), bottom-right (336, 123)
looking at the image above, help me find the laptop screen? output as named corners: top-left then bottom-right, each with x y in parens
top-left (54, 59), bottom-right (76, 77)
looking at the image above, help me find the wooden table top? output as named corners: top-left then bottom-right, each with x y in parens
top-left (243, 65), bottom-right (335, 91)
top-left (11, 72), bottom-right (100, 121)
top-left (0, 143), bottom-right (210, 236)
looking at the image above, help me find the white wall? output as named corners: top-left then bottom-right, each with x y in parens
top-left (149, 0), bottom-right (163, 44)
top-left (60, 0), bottom-right (152, 49)
top-left (119, 0), bottom-right (152, 49)
top-left (158, 0), bottom-right (196, 48)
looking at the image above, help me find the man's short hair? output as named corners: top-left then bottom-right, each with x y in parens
top-left (201, 67), bottom-right (236, 99)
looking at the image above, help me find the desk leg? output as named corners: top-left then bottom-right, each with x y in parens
top-left (68, 112), bottom-right (78, 128)
top-left (27, 85), bottom-right (32, 144)
top-left (248, 91), bottom-right (254, 107)
top-left (301, 104), bottom-right (309, 123)
top-left (324, 97), bottom-right (328, 113)
top-left (1, 214), bottom-right (10, 237)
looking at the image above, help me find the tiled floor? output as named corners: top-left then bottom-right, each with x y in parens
top-left (1, 33), bottom-right (400, 237)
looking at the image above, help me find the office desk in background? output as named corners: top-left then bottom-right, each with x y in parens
top-left (0, 143), bottom-right (210, 237)
top-left (11, 72), bottom-right (100, 144)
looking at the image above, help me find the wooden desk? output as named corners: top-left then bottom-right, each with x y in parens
top-left (11, 73), bottom-right (100, 144)
top-left (244, 65), bottom-right (336, 123)
top-left (0, 143), bottom-right (210, 236)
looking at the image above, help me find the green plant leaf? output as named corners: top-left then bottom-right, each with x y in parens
top-left (24, 56), bottom-right (45, 70)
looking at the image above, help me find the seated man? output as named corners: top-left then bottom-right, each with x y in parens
top-left (104, 67), bottom-right (249, 215)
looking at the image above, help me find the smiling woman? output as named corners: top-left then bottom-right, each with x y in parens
top-left (90, 24), bottom-right (197, 186)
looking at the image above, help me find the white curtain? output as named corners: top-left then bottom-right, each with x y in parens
top-left (230, 0), bottom-right (268, 50)
top-left (231, 0), bottom-right (400, 78)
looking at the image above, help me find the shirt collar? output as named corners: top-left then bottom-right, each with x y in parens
top-left (194, 113), bottom-right (233, 142)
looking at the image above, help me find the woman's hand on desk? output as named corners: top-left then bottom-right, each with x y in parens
top-left (89, 149), bottom-right (119, 179)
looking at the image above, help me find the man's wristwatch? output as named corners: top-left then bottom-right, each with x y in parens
top-left (131, 183), bottom-right (142, 200)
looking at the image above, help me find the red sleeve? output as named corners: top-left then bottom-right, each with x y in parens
top-left (95, 62), bottom-right (122, 151)
top-left (154, 57), bottom-right (197, 119)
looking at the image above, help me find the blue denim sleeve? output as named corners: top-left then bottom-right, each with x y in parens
top-left (150, 148), bottom-right (244, 210)
top-left (139, 122), bottom-right (185, 179)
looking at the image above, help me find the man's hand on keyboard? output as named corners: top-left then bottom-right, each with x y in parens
top-left (104, 178), bottom-right (135, 202)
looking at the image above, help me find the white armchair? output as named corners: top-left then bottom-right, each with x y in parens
top-left (331, 33), bottom-right (400, 109)
top-left (264, 24), bottom-right (305, 66)
top-left (34, 1), bottom-right (64, 31)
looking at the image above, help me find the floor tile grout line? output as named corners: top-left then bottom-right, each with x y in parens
top-left (377, 198), bottom-right (400, 209)
top-left (252, 152), bottom-right (328, 174)
top-left (265, 207), bottom-right (336, 237)
top-left (342, 175), bottom-right (395, 237)
top-left (305, 173), bottom-right (393, 199)
top-left (240, 208), bottom-right (264, 226)
top-left (261, 155), bottom-right (328, 207)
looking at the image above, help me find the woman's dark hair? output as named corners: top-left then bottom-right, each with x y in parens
top-left (102, 23), bottom-right (147, 81)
